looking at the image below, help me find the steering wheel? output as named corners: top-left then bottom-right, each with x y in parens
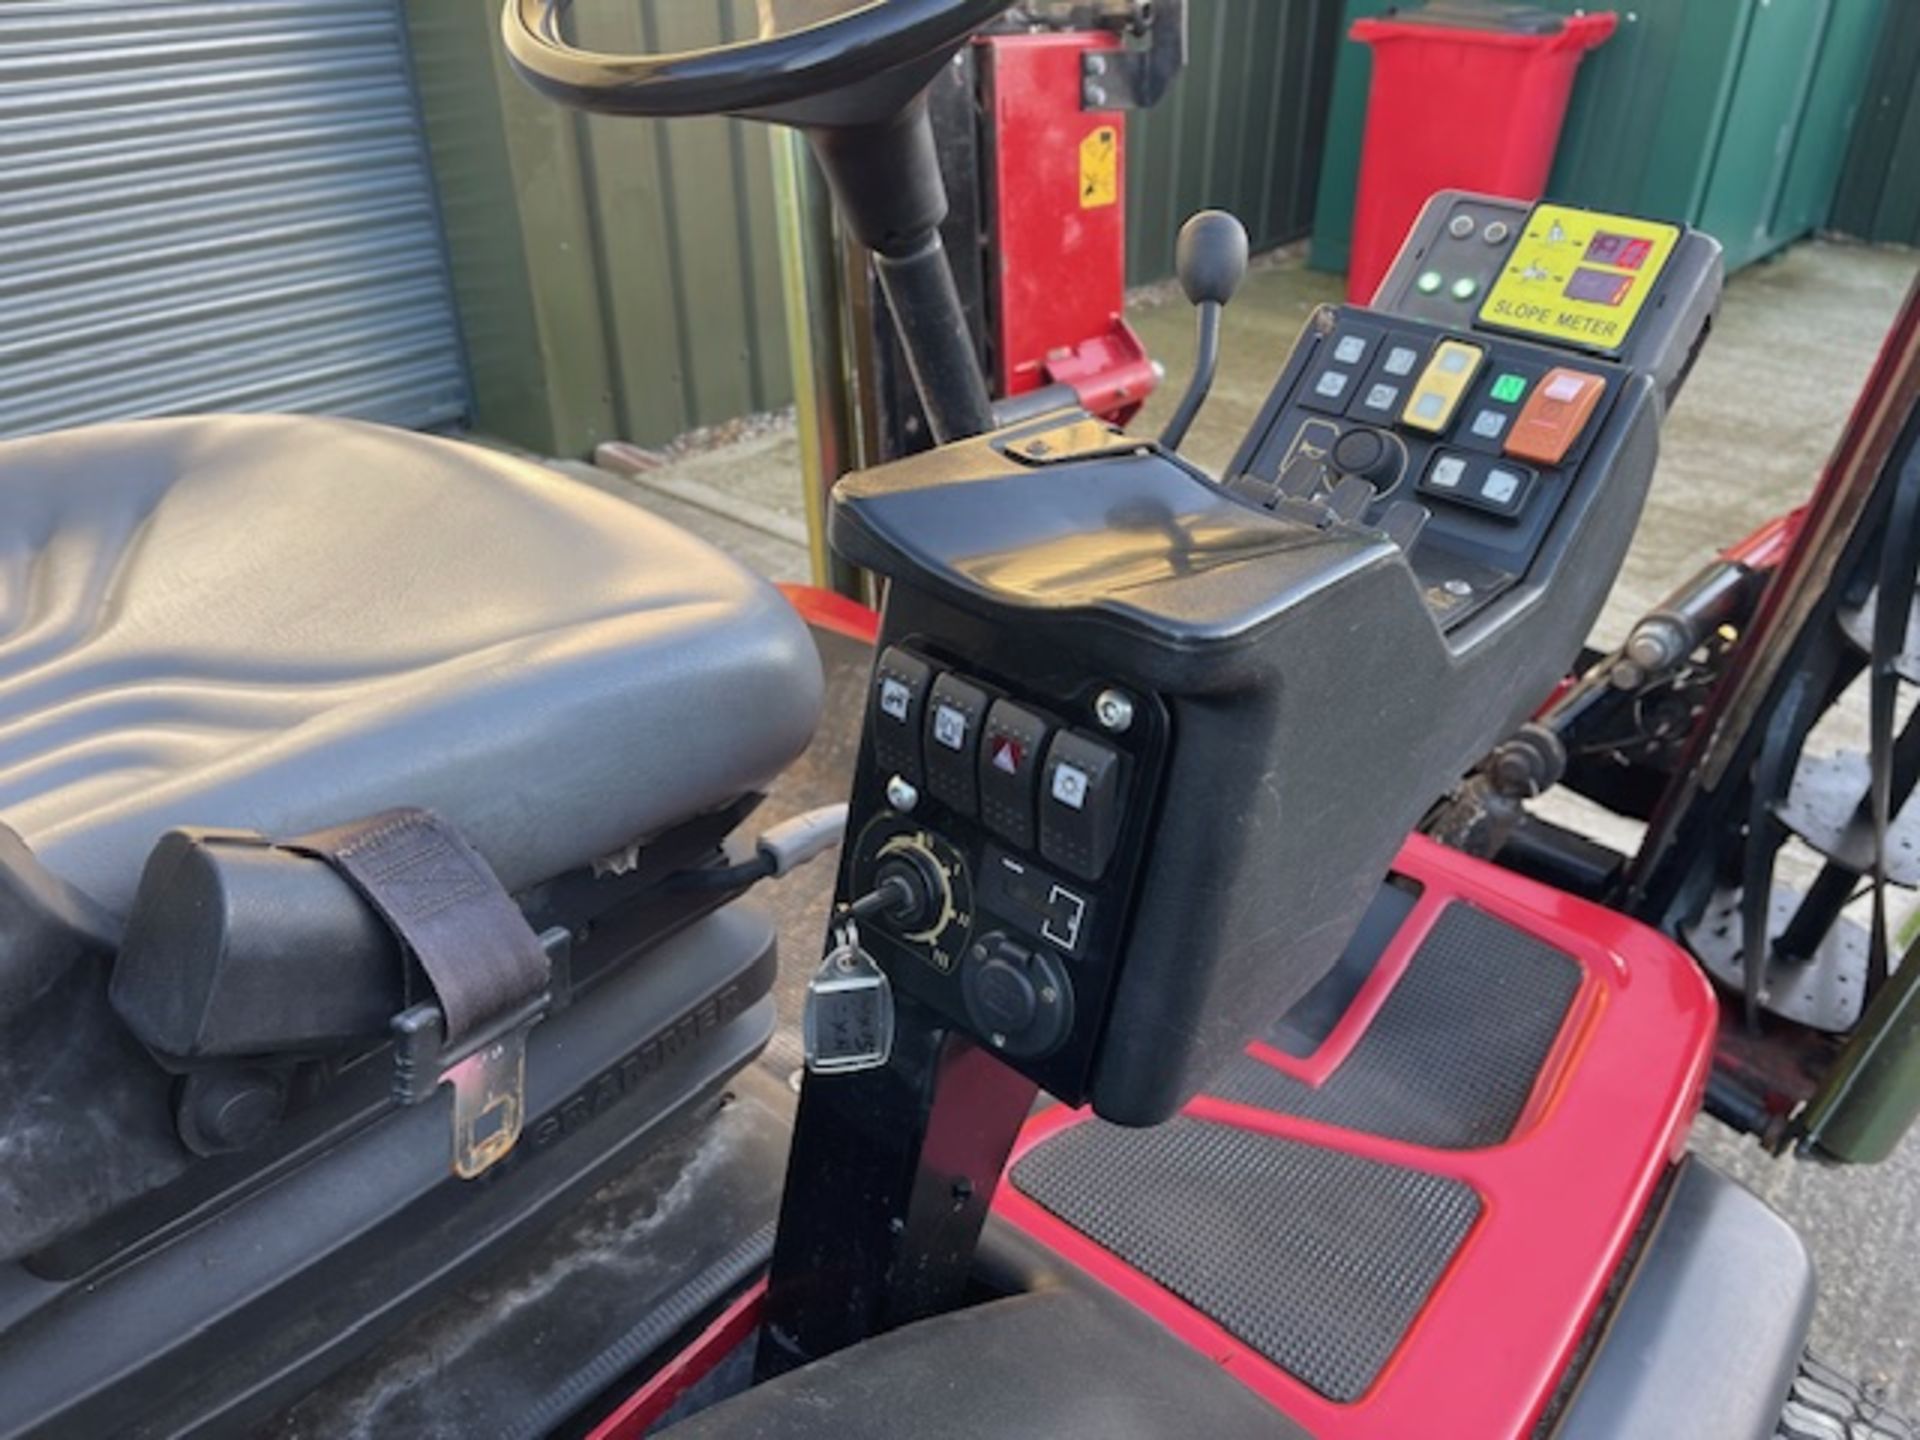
top-left (502, 0), bottom-right (1014, 123)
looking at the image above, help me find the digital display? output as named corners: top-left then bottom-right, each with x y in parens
top-left (1583, 231), bottom-right (1653, 270)
top-left (1563, 267), bottom-right (1635, 307)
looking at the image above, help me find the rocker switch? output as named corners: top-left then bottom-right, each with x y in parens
top-left (925, 674), bottom-right (990, 816)
top-left (872, 647), bottom-right (932, 784)
top-left (979, 700), bottom-right (1050, 849)
top-left (1039, 731), bottom-right (1126, 881)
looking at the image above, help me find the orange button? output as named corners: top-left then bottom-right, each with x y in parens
top-left (1505, 367), bottom-right (1607, 465)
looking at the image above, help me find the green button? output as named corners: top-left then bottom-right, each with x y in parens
top-left (1450, 276), bottom-right (1479, 301)
top-left (1416, 270), bottom-right (1443, 295)
top-left (1490, 372), bottom-right (1527, 404)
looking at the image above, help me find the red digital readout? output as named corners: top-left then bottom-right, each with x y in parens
top-left (1582, 231), bottom-right (1652, 270)
top-left (1563, 267), bottom-right (1636, 307)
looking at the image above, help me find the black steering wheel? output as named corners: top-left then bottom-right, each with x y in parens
top-left (502, 0), bottom-right (1013, 123)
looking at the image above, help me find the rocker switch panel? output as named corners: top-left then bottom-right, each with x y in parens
top-left (1039, 731), bottom-right (1127, 881)
top-left (925, 673), bottom-right (990, 815)
top-left (872, 646), bottom-right (932, 784)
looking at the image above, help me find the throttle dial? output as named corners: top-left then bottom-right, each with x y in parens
top-left (851, 819), bottom-right (973, 973)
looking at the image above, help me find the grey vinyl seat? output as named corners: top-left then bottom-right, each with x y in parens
top-left (0, 414), bottom-right (825, 918)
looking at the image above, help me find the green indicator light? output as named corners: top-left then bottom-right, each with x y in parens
top-left (1416, 270), bottom-right (1443, 294)
top-left (1490, 373), bottom-right (1527, 404)
top-left (1451, 276), bottom-right (1479, 301)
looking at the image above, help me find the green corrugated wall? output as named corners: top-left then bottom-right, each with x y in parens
top-left (1830, 0), bottom-right (1920, 248)
top-left (1127, 0), bottom-right (1346, 284)
top-left (405, 1), bottom-right (788, 457)
top-left (408, 3), bottom-right (1345, 454)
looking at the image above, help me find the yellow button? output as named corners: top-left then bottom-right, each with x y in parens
top-left (1400, 340), bottom-right (1485, 434)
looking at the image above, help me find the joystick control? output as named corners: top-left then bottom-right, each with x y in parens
top-left (1331, 427), bottom-right (1399, 487)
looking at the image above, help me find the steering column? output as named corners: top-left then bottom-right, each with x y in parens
top-left (501, 0), bottom-right (1004, 442)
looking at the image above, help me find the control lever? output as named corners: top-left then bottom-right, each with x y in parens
top-left (847, 872), bottom-right (917, 923)
top-left (1159, 210), bottom-right (1249, 451)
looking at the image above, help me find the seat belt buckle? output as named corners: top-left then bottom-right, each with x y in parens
top-left (390, 926), bottom-right (570, 1178)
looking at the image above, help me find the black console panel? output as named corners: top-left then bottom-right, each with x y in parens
top-left (846, 633), bottom-right (1167, 1099)
top-left (1226, 311), bottom-right (1626, 627)
top-left (819, 193), bottom-right (1724, 1124)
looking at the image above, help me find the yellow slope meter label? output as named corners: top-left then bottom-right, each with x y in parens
top-left (1478, 204), bottom-right (1680, 354)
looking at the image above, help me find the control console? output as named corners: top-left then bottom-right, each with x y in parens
top-left (847, 636), bottom-right (1166, 1098)
top-left (1227, 195), bottom-right (1720, 628)
top-left (821, 194), bottom-right (1722, 1126)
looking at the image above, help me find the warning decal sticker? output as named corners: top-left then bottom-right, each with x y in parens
top-left (1079, 126), bottom-right (1118, 209)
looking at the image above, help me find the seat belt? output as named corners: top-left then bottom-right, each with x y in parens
top-left (286, 808), bottom-right (551, 1177)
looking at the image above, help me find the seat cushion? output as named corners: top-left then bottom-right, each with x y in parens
top-left (0, 415), bottom-right (823, 914)
top-left (661, 1287), bottom-right (1310, 1440)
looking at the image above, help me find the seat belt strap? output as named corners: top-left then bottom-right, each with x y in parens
top-left (284, 808), bottom-right (549, 1045)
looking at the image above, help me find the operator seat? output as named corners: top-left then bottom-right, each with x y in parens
top-left (0, 412), bottom-right (822, 1261)
top-left (0, 414), bottom-right (823, 922)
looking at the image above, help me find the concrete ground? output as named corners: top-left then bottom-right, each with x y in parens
top-left (570, 235), bottom-right (1920, 1405)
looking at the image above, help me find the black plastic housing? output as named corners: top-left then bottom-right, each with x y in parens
top-left (829, 405), bottom-right (1662, 1123)
top-left (111, 829), bottom-right (402, 1060)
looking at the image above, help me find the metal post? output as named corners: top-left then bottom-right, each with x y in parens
top-left (756, 994), bottom-right (1039, 1380)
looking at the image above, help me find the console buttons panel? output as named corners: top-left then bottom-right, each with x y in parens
top-left (1331, 332), bottom-right (1373, 367)
top-left (979, 700), bottom-right (1050, 848)
top-left (1454, 360), bottom-right (1544, 456)
top-left (1351, 378), bottom-right (1406, 425)
top-left (1476, 461), bottom-right (1536, 516)
top-left (1401, 339), bottom-right (1485, 434)
top-left (1423, 452), bottom-right (1469, 495)
top-left (1303, 364), bottom-right (1353, 411)
top-left (1507, 366), bottom-right (1606, 464)
top-left (1466, 407), bottom-right (1510, 442)
top-left (925, 674), bottom-right (990, 815)
top-left (872, 647), bottom-right (932, 783)
top-left (1347, 332), bottom-right (1430, 426)
top-left (1419, 450), bottom-right (1537, 518)
top-left (1380, 340), bottom-right (1426, 379)
top-left (1040, 731), bottom-right (1126, 880)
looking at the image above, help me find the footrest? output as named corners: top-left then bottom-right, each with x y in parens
top-left (1012, 1117), bottom-right (1479, 1402)
top-left (993, 835), bottom-right (1717, 1439)
top-left (1221, 902), bottom-right (1581, 1149)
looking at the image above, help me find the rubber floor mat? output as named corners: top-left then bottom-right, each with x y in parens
top-left (1218, 901), bottom-right (1582, 1148)
top-left (1011, 1117), bottom-right (1480, 1402)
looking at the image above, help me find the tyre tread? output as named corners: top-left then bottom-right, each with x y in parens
top-left (1776, 1350), bottom-right (1918, 1440)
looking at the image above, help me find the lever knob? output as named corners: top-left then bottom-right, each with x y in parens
top-left (1176, 210), bottom-right (1251, 309)
top-left (1330, 427), bottom-right (1398, 486)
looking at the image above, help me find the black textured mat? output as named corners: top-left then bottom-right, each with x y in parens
top-left (1218, 901), bottom-right (1582, 1149)
top-left (1012, 1117), bottom-right (1480, 1402)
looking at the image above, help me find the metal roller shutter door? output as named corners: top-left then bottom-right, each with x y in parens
top-left (0, 0), bottom-right (469, 440)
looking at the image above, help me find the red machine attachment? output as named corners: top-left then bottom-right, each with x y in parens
top-left (978, 31), bottom-right (1157, 424)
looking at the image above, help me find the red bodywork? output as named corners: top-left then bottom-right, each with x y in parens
top-left (675, 591), bottom-right (1720, 1439)
top-left (588, 1282), bottom-right (768, 1440)
top-left (994, 836), bottom-right (1717, 1438)
top-left (978, 33), bottom-right (1158, 424)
